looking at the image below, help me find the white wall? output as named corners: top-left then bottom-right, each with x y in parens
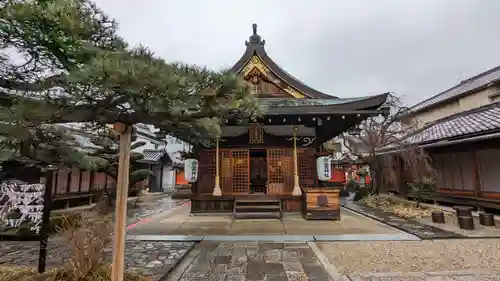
top-left (403, 85), bottom-right (500, 128)
top-left (162, 168), bottom-right (175, 192)
top-left (164, 136), bottom-right (192, 154)
top-left (132, 134), bottom-right (162, 153)
top-left (133, 124), bottom-right (164, 153)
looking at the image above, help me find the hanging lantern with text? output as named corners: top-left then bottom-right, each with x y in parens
top-left (184, 158), bottom-right (199, 183)
top-left (316, 156), bottom-right (332, 181)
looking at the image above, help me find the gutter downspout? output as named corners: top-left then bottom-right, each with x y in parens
top-left (377, 131), bottom-right (500, 155)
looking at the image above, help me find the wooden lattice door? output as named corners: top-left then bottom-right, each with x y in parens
top-left (231, 150), bottom-right (250, 194)
top-left (299, 148), bottom-right (316, 189)
top-left (198, 150), bottom-right (216, 194)
top-left (220, 150), bottom-right (232, 194)
top-left (267, 149), bottom-right (293, 195)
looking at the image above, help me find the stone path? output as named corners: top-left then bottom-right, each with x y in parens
top-left (167, 241), bottom-right (333, 281)
top-left (0, 239), bottom-right (195, 281)
top-left (342, 201), bottom-right (464, 239)
top-left (124, 195), bottom-right (187, 225)
top-left (128, 207), bottom-right (402, 236)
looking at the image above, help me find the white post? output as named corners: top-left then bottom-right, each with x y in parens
top-left (292, 125), bottom-right (302, 196)
top-left (213, 137), bottom-right (222, 196)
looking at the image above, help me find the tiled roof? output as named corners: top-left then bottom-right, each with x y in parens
top-left (138, 150), bottom-right (170, 164)
top-left (392, 102), bottom-right (500, 148)
top-left (409, 65), bottom-right (500, 113)
top-left (168, 151), bottom-right (184, 166)
top-left (231, 24), bottom-right (335, 99)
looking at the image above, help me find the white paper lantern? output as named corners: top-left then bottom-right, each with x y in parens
top-left (184, 158), bottom-right (199, 183)
top-left (316, 156), bottom-right (332, 181)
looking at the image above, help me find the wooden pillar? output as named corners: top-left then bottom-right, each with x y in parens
top-left (52, 170), bottom-right (59, 198)
top-left (77, 169), bottom-right (83, 193)
top-left (89, 171), bottom-right (95, 205)
top-left (65, 168), bottom-right (72, 194)
top-left (292, 126), bottom-right (302, 196)
top-left (160, 164), bottom-right (164, 192)
top-left (111, 123), bottom-right (132, 281)
top-left (471, 148), bottom-right (482, 198)
top-left (213, 137), bottom-right (222, 196)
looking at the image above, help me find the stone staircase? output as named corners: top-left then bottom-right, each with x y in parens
top-left (232, 199), bottom-right (283, 219)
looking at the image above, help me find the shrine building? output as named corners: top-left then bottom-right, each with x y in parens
top-left (177, 24), bottom-right (389, 219)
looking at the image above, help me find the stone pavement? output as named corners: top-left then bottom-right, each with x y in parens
top-left (0, 239), bottom-right (194, 281)
top-left (128, 206), bottom-right (402, 236)
top-left (167, 241), bottom-right (333, 281)
top-left (124, 195), bottom-right (187, 225)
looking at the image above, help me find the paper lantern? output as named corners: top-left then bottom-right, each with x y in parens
top-left (184, 158), bottom-right (199, 183)
top-left (316, 156), bottom-right (332, 181)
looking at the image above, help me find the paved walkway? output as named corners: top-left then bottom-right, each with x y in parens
top-left (128, 206), bottom-right (403, 236)
top-left (124, 194), bottom-right (187, 225)
top-left (167, 241), bottom-right (333, 281)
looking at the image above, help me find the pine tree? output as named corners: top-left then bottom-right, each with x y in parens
top-left (86, 125), bottom-right (154, 192)
top-left (0, 0), bottom-right (258, 168)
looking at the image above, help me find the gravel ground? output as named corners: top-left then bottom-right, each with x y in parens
top-left (317, 239), bottom-right (500, 275)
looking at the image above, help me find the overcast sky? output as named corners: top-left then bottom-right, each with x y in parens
top-left (94, 0), bottom-right (500, 106)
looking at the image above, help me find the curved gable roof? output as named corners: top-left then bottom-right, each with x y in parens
top-left (231, 24), bottom-right (337, 99)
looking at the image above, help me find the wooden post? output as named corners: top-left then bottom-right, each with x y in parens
top-left (471, 149), bottom-right (482, 198)
top-left (213, 137), bottom-right (222, 196)
top-left (292, 126), bottom-right (302, 196)
top-left (38, 165), bottom-right (56, 273)
top-left (111, 122), bottom-right (132, 281)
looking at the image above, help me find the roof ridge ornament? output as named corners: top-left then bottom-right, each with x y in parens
top-left (246, 23), bottom-right (265, 47)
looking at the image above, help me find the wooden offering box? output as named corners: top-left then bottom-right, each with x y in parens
top-left (302, 188), bottom-right (340, 220)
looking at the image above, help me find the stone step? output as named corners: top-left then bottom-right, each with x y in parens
top-left (235, 199), bottom-right (280, 204)
top-left (233, 212), bottom-right (282, 219)
top-left (235, 205), bottom-right (281, 210)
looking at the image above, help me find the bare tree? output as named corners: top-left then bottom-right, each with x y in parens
top-left (342, 94), bottom-right (436, 194)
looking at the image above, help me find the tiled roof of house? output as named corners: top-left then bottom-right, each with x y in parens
top-left (380, 102), bottom-right (500, 151)
top-left (408, 65), bottom-right (500, 114)
top-left (168, 151), bottom-right (183, 165)
top-left (138, 150), bottom-right (171, 164)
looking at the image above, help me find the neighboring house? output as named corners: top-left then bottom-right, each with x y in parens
top-left (400, 65), bottom-right (500, 127)
top-left (313, 136), bottom-right (368, 184)
top-left (133, 124), bottom-right (165, 152)
top-left (132, 124), bottom-right (179, 193)
top-left (381, 65), bottom-right (500, 209)
top-left (43, 123), bottom-right (177, 206)
top-left (341, 135), bottom-right (371, 157)
top-left (136, 150), bottom-right (174, 193)
top-left (163, 136), bottom-right (191, 187)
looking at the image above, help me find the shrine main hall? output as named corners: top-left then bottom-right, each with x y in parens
top-left (175, 24), bottom-right (388, 219)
